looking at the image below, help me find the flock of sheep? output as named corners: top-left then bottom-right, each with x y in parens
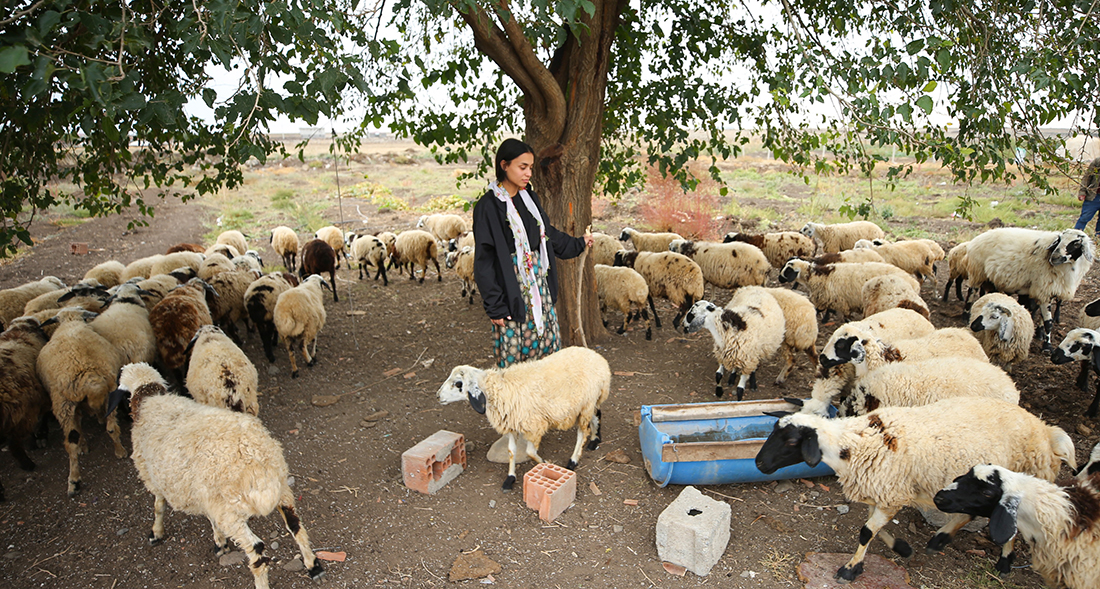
top-left (2, 211), bottom-right (1100, 588)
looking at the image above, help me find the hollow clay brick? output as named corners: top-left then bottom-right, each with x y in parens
top-left (523, 462), bottom-right (577, 522)
top-left (402, 430), bottom-right (466, 494)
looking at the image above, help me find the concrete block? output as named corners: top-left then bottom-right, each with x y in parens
top-left (656, 485), bottom-right (731, 576)
top-left (523, 462), bottom-right (577, 522)
top-left (402, 430), bottom-right (466, 494)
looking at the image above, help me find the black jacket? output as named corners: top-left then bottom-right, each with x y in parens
top-left (472, 189), bottom-right (585, 321)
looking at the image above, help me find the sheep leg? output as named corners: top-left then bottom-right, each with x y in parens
top-left (34, 415), bottom-right (49, 449)
top-left (942, 278), bottom-right (952, 301)
top-left (55, 402), bottom-right (83, 497)
top-left (259, 323), bottom-right (277, 364)
top-left (925, 512), bottom-right (975, 553)
top-left (376, 262), bottom-right (388, 286)
top-left (105, 409), bottom-right (127, 458)
top-left (836, 505), bottom-right (898, 582)
top-left (299, 338), bottom-right (315, 369)
top-left (329, 271), bottom-right (338, 302)
top-left (776, 346), bottom-right (796, 385)
top-left (735, 373), bottom-right (751, 402)
top-left (1089, 376), bottom-right (1100, 418)
top-left (8, 437), bottom-right (35, 471)
top-left (433, 258), bottom-right (442, 282)
top-left (873, 528), bottom-right (914, 558)
top-left (586, 408), bottom-right (603, 451)
top-left (647, 295), bottom-right (662, 328)
top-left (1039, 303), bottom-right (1054, 354)
top-left (221, 518), bottom-right (273, 589)
top-left (566, 427), bottom-right (587, 471)
top-left (208, 517), bottom-right (230, 555)
top-left (714, 365), bottom-right (727, 398)
top-left (358, 263), bottom-right (365, 280)
top-left (286, 336), bottom-right (301, 379)
top-left (1077, 359), bottom-right (1090, 392)
top-left (150, 494), bottom-right (168, 544)
top-left (279, 503), bottom-right (324, 580)
top-left (502, 433), bottom-right (518, 492)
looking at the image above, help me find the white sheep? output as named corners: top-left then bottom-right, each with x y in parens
top-left (862, 273), bottom-right (930, 318)
top-left (37, 308), bottom-right (127, 496)
top-left (244, 272), bottom-right (297, 364)
top-left (393, 229), bottom-right (441, 283)
top-left (1052, 328), bottom-right (1100, 418)
top-left (215, 230), bottom-right (249, 259)
top-left (23, 283), bottom-right (110, 316)
top-left (613, 250), bottom-right (704, 330)
top-left (836, 357), bottom-right (1018, 417)
top-left (232, 250), bottom-right (264, 273)
top-left (969, 292), bottom-right (1035, 373)
top-left (762, 287), bottom-right (818, 384)
top-left (668, 239), bottom-right (769, 290)
top-left (150, 251), bottom-right (204, 277)
top-left (0, 277), bottom-right (67, 328)
top-left (349, 232), bottom-right (389, 285)
top-left (269, 226), bottom-right (300, 272)
top-left (122, 254), bottom-right (165, 281)
top-left (965, 227), bottom-right (1094, 352)
top-left (106, 363), bottom-right (324, 589)
top-left (854, 238), bottom-right (937, 281)
top-left (942, 241), bottom-right (971, 302)
top-left (273, 274), bottom-right (328, 378)
top-left (205, 243), bottom-right (240, 259)
top-left (185, 325), bottom-right (259, 416)
top-left (799, 221), bottom-right (885, 253)
top-left (778, 258), bottom-right (918, 321)
top-left (445, 246), bottom-right (477, 305)
top-left (446, 230), bottom-right (476, 254)
top-left (683, 287), bottom-right (785, 400)
top-left (437, 346), bottom-right (610, 490)
top-left (135, 272), bottom-right (188, 308)
top-left (89, 283), bottom-right (157, 366)
top-left (377, 231), bottom-right (397, 264)
top-left (811, 249), bottom-right (887, 265)
top-left (0, 317), bottom-right (50, 501)
top-left (723, 231), bottom-right (815, 268)
top-left (315, 225), bottom-right (350, 269)
top-left (619, 227), bottom-right (683, 252)
top-left (593, 263), bottom-right (650, 340)
top-left (83, 261), bottom-right (126, 288)
top-left (1079, 441), bottom-right (1100, 480)
top-left (756, 397), bottom-right (1077, 583)
top-left (935, 463), bottom-right (1099, 587)
top-left (590, 232), bottom-right (622, 266)
top-left (198, 252), bottom-right (235, 281)
top-left (417, 213), bottom-right (468, 243)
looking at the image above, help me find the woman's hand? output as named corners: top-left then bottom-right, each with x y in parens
top-left (583, 227), bottom-right (594, 249)
top-left (491, 317), bottom-right (511, 327)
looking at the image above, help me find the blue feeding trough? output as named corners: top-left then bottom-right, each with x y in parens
top-left (639, 398), bottom-right (835, 487)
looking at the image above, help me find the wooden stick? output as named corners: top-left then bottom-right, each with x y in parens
top-left (573, 224), bottom-right (591, 348)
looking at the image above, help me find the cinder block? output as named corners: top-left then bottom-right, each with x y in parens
top-left (402, 430), bottom-right (466, 495)
top-left (523, 462), bottom-right (577, 522)
top-left (656, 485), bottom-right (731, 576)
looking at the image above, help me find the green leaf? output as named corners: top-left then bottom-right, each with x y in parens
top-left (0, 46), bottom-right (31, 74)
top-left (915, 95), bottom-right (934, 114)
top-left (922, 80), bottom-right (937, 93)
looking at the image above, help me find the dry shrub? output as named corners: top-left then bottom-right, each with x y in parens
top-left (638, 167), bottom-right (724, 240)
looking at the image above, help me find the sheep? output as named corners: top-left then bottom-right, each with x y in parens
top-left (245, 272), bottom-right (298, 364)
top-left (37, 308), bottom-right (128, 496)
top-left (135, 271), bottom-right (191, 308)
top-left (393, 229), bottom-right (442, 284)
top-left (437, 346), bottom-right (610, 490)
top-left (22, 283), bottom-right (108, 317)
top-left (446, 230), bottom-right (476, 254)
top-left (206, 269), bottom-right (261, 344)
top-left (668, 239), bottom-right (769, 290)
top-left (593, 263), bottom-right (650, 340)
top-left (1052, 328), bottom-right (1100, 418)
top-left (0, 317), bottom-right (50, 501)
top-left (122, 254), bottom-right (164, 281)
top-left (836, 357), bottom-right (1017, 417)
top-left (445, 246), bottom-right (477, 305)
top-left (612, 250), bottom-right (704, 330)
top-left (315, 225), bottom-right (351, 269)
top-left (198, 252), bottom-right (235, 281)
top-left (761, 287), bottom-right (818, 384)
top-left (589, 232), bottom-right (622, 266)
top-left (204, 243), bottom-right (239, 259)
top-left (89, 283), bottom-right (157, 366)
top-left (0, 277), bottom-right (67, 328)
top-left (755, 397), bottom-right (1077, 582)
top-left (799, 221), bottom-right (885, 254)
top-left (862, 274), bottom-right (930, 318)
top-left (854, 239), bottom-right (937, 281)
top-left (148, 278), bottom-right (215, 382)
top-left (215, 230), bottom-right (249, 258)
top-left (802, 308), bottom-right (936, 416)
top-left (185, 325), bottom-right (259, 416)
top-left (269, 226), bottom-right (300, 272)
top-left (935, 464), bottom-right (1100, 588)
top-left (273, 274), bottom-right (329, 378)
top-left (682, 287), bottom-right (785, 400)
top-left (965, 228), bottom-right (1094, 352)
top-left (1080, 441), bottom-right (1100, 479)
top-left (150, 251), bottom-right (205, 277)
top-left (349, 232), bottom-right (389, 285)
top-left (377, 231), bottom-right (397, 262)
top-left (723, 231), bottom-right (815, 268)
top-left (777, 259), bottom-right (918, 321)
top-left (166, 243), bottom-right (206, 254)
top-left (619, 227), bottom-right (683, 253)
top-left (811, 249), bottom-right (886, 265)
top-left (232, 250), bottom-right (264, 273)
top-left (417, 213), bottom-right (468, 243)
top-left (299, 238), bottom-right (338, 302)
top-left (969, 292), bottom-right (1035, 373)
top-left (83, 261), bottom-right (126, 288)
top-left (106, 363), bottom-right (324, 589)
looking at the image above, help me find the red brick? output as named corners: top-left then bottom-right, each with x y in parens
top-left (523, 462), bottom-right (577, 522)
top-left (402, 430), bottom-right (466, 494)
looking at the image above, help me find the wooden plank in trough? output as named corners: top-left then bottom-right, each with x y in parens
top-left (661, 439), bottom-right (764, 463)
top-left (650, 399), bottom-right (799, 423)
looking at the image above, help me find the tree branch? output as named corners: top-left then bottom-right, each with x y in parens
top-left (0, 0), bottom-right (46, 27)
top-left (452, 3), bottom-right (542, 104)
top-left (492, 0), bottom-right (565, 139)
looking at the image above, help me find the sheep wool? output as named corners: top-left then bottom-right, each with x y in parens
top-left (299, 239), bottom-right (338, 302)
top-left (273, 274), bottom-right (328, 378)
top-left (723, 231), bottom-right (815, 268)
top-left (590, 232), bottom-right (622, 266)
top-left (349, 233), bottom-right (389, 285)
top-left (245, 272), bottom-right (297, 364)
top-left (198, 253), bottom-right (235, 282)
top-left (417, 213), bottom-right (468, 242)
top-left (854, 239), bottom-right (937, 281)
top-left (619, 227), bottom-right (683, 253)
top-left (800, 221), bottom-right (885, 253)
top-left (206, 269), bottom-right (261, 344)
top-left (185, 325), bottom-right (260, 416)
top-left (668, 239), bottom-right (769, 290)
top-left (122, 254), bottom-right (165, 281)
top-left (812, 249), bottom-right (886, 265)
top-left (862, 274), bottom-right (929, 318)
top-left (613, 250), bottom-right (704, 330)
top-left (315, 225), bottom-right (350, 269)
top-left (0, 276), bottom-right (67, 327)
top-left (0, 317), bottom-right (50, 499)
top-left (838, 356), bottom-right (1018, 417)
top-left (762, 287), bottom-right (818, 384)
top-left (82, 261), bottom-right (126, 288)
top-left (150, 251), bottom-right (204, 277)
top-left (394, 229), bottom-right (442, 284)
top-left (445, 246), bottom-right (477, 304)
top-left (148, 278), bottom-right (214, 375)
top-left (215, 230), bottom-right (249, 259)
top-left (969, 292), bottom-right (1035, 372)
top-left (89, 283), bottom-right (157, 366)
top-left (269, 226), bottom-right (300, 272)
top-left (778, 259), bottom-right (917, 321)
top-left (593, 263), bottom-right (650, 340)
top-left (204, 243), bottom-right (240, 259)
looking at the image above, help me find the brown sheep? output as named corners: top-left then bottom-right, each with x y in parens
top-left (299, 239), bottom-right (338, 302)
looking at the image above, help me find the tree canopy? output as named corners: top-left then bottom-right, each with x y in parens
top-left (0, 0), bottom-right (367, 256)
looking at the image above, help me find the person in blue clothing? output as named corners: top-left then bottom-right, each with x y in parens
top-left (1073, 156), bottom-right (1100, 235)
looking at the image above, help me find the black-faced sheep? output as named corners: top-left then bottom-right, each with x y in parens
top-left (0, 277), bottom-right (67, 327)
top-left (89, 283), bottom-right (158, 366)
top-left (299, 238), bottom-right (338, 302)
top-left (935, 464), bottom-right (1099, 587)
top-left (723, 231), bottom-right (815, 268)
top-left (445, 246), bottom-right (477, 304)
top-left (37, 308), bottom-right (128, 496)
top-left (969, 292), bottom-right (1035, 373)
top-left (232, 250), bottom-right (264, 273)
top-left (107, 363), bottom-right (324, 589)
top-left (83, 261), bottom-right (126, 288)
top-left (778, 259), bottom-right (918, 321)
top-left (393, 229), bottom-right (441, 284)
top-left (756, 397), bottom-right (1076, 582)
top-left (593, 264), bottom-right (650, 340)
top-left (349, 232), bottom-right (389, 285)
top-left (942, 241), bottom-right (971, 302)
top-left (417, 213), bottom-right (468, 243)
top-left (965, 228), bottom-right (1094, 352)
top-left (0, 317), bottom-right (50, 501)
top-left (215, 230), bottom-right (249, 258)
top-left (619, 227), bottom-right (683, 252)
top-left (315, 225), bottom-right (350, 269)
top-left (1052, 328), bottom-right (1100, 418)
top-left (613, 250), bottom-right (704, 330)
top-left (245, 272), bottom-right (298, 364)
top-left (185, 325), bottom-right (259, 416)
top-left (590, 232), bottom-right (622, 266)
top-left (437, 346), bottom-right (610, 490)
top-left (274, 274), bottom-right (329, 378)
top-left (799, 221), bottom-right (884, 254)
top-left (270, 226), bottom-right (300, 272)
top-left (668, 239), bottom-right (769, 290)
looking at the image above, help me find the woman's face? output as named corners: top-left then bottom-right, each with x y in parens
top-left (501, 152), bottom-right (534, 190)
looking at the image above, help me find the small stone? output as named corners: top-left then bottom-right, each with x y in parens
top-left (488, 500), bottom-right (496, 508)
top-left (269, 531), bottom-right (279, 540)
top-left (116, 528), bottom-right (128, 536)
top-left (810, 491), bottom-right (820, 498)
top-left (448, 550), bottom-right (502, 582)
top-left (3, 551), bottom-right (22, 560)
top-left (287, 476), bottom-right (295, 487)
top-left (362, 410), bottom-right (389, 421)
top-left (311, 395), bottom-right (340, 407)
top-left (359, 420), bottom-right (378, 428)
top-left (1077, 423), bottom-right (1093, 436)
top-left (267, 366), bottom-right (279, 376)
top-left (219, 551), bottom-right (246, 567)
top-left (775, 482), bottom-right (793, 494)
top-left (270, 541), bottom-right (279, 550)
top-left (282, 557), bottom-right (305, 572)
top-left (740, 570), bottom-right (757, 578)
top-left (836, 505), bottom-right (850, 515)
top-left (613, 525), bottom-right (623, 533)
top-left (602, 449), bottom-right (631, 464)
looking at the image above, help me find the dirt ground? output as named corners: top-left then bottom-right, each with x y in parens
top-left (0, 187), bottom-right (1097, 589)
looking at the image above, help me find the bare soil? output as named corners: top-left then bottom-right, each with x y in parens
top-left (0, 191), bottom-right (1096, 589)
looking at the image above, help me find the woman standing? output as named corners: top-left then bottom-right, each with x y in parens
top-left (472, 139), bottom-right (593, 369)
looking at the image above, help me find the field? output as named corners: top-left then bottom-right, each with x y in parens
top-left (0, 138), bottom-right (1097, 589)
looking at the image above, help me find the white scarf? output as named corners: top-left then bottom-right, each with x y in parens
top-left (491, 180), bottom-right (549, 334)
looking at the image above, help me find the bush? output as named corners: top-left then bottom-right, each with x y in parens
top-left (637, 167), bottom-right (724, 240)
top-left (418, 194), bottom-right (470, 212)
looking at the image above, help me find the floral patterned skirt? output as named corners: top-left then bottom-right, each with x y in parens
top-left (492, 255), bottom-right (560, 368)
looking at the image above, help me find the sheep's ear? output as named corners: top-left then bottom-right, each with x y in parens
top-left (989, 493), bottom-right (1020, 545)
top-left (801, 431), bottom-right (822, 467)
top-left (763, 411), bottom-right (791, 419)
top-left (56, 290), bottom-right (76, 302)
top-left (467, 389), bottom-right (486, 415)
top-left (319, 280), bottom-right (332, 291)
top-left (106, 388), bottom-right (127, 417)
top-left (782, 397), bottom-right (804, 407)
top-left (1091, 346), bottom-right (1100, 374)
top-left (81, 311), bottom-right (99, 322)
top-left (39, 316), bottom-right (59, 328)
top-left (997, 316), bottom-right (1014, 342)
